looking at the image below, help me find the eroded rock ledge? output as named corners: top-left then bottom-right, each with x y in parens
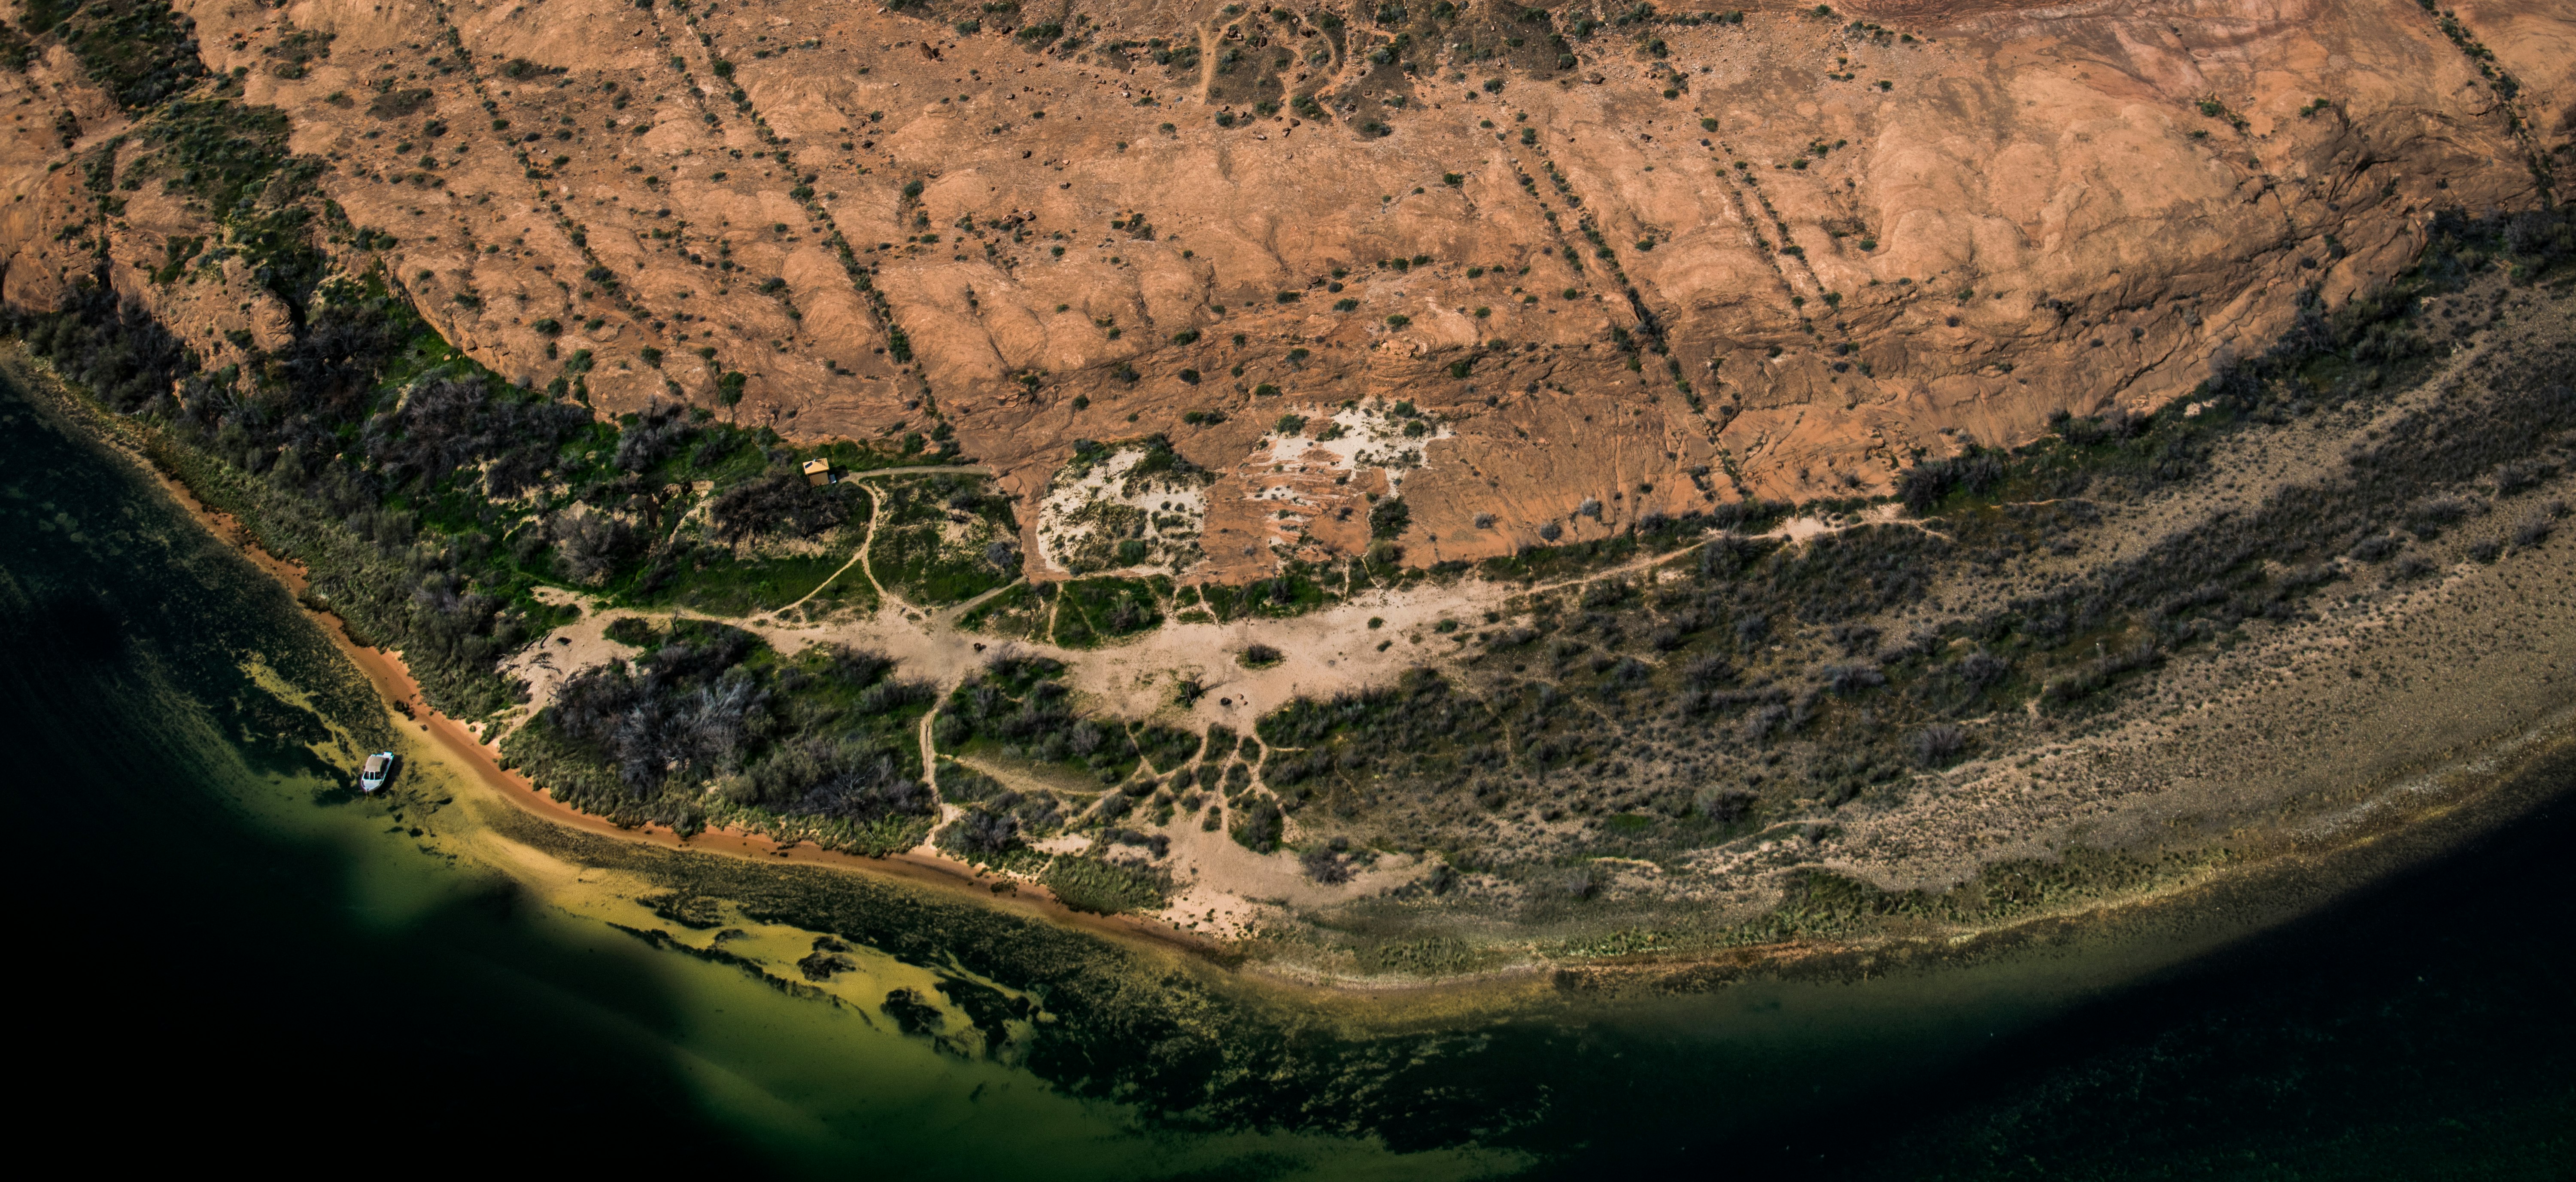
top-left (3, 0), bottom-right (2566, 581)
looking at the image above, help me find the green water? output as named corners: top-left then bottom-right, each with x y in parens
top-left (5, 371), bottom-right (2568, 1176)
top-left (0, 371), bottom-right (1523, 1175)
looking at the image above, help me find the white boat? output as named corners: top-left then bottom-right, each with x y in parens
top-left (358, 751), bottom-right (396, 793)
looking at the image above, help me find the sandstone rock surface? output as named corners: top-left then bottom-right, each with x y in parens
top-left (3, 0), bottom-right (2564, 580)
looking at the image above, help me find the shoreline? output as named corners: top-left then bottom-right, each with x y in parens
top-left (21, 348), bottom-right (2576, 1004)
top-left (28, 356), bottom-right (1256, 967)
top-left (151, 420), bottom-right (2576, 1002)
top-left (1563, 706), bottom-right (2576, 995)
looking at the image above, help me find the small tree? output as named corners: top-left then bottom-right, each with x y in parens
top-left (1914, 724), bottom-right (1966, 767)
top-left (1369, 497), bottom-right (1410, 538)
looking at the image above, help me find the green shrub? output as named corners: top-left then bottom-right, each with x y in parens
top-left (1043, 855), bottom-right (1170, 914)
top-left (1369, 497), bottom-right (1410, 539)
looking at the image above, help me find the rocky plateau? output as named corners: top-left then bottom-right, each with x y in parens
top-left (3, 0), bottom-right (2565, 579)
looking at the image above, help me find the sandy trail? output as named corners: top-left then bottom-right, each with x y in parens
top-left (545, 492), bottom-right (1937, 739)
top-left (844, 465), bottom-right (999, 478)
top-left (52, 335), bottom-right (2024, 969)
top-left (348, 430), bottom-right (1981, 943)
top-left (776, 525), bottom-right (876, 616)
top-left (768, 467), bottom-right (999, 618)
top-left (51, 389), bottom-right (1246, 965)
top-left (936, 577), bottom-right (1028, 623)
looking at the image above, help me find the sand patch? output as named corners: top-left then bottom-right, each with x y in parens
top-left (1034, 444), bottom-right (1215, 576)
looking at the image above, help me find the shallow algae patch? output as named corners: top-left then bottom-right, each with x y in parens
top-left (479, 829), bottom-right (1053, 1061)
top-left (237, 653), bottom-right (374, 776)
top-left (149, 696), bottom-right (1531, 1178)
top-left (17, 335), bottom-right (2575, 1175)
top-left (472, 799), bottom-right (1577, 1141)
top-left (1, 358), bottom-right (1528, 1175)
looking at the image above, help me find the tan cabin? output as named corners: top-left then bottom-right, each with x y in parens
top-left (802, 458), bottom-right (832, 487)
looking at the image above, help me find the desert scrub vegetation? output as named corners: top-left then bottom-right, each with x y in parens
top-left (501, 621), bottom-right (939, 850)
top-left (0, 18), bottom-right (35, 72)
top-left (1899, 208), bottom-right (2576, 679)
top-left (934, 762), bottom-right (1068, 868)
top-left (1048, 575), bottom-right (1169, 647)
top-left (1741, 847), bottom-right (2226, 941)
top-left (1220, 204), bottom-right (2576, 884)
top-left (936, 652), bottom-right (1145, 786)
top-left (1257, 667), bottom-right (1507, 822)
top-left (27, 0), bottom-right (205, 110)
top-left (955, 580), bottom-right (1049, 638)
top-left (104, 97), bottom-right (335, 311)
top-left (1530, 844), bottom-right (2227, 958)
top-left (1909, 208), bottom-right (2575, 518)
top-left (7, 256), bottom-right (948, 721)
top-left (1197, 564), bottom-right (1335, 619)
top-left (867, 472), bottom-right (1022, 606)
top-left (1036, 436), bottom-right (1211, 576)
top-left (1041, 853), bottom-right (1172, 914)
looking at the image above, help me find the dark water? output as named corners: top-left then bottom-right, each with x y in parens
top-left (1626, 780), bottom-right (2576, 1181)
top-left (0, 381), bottom-right (764, 1167)
top-left (5, 371), bottom-right (2569, 1176)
